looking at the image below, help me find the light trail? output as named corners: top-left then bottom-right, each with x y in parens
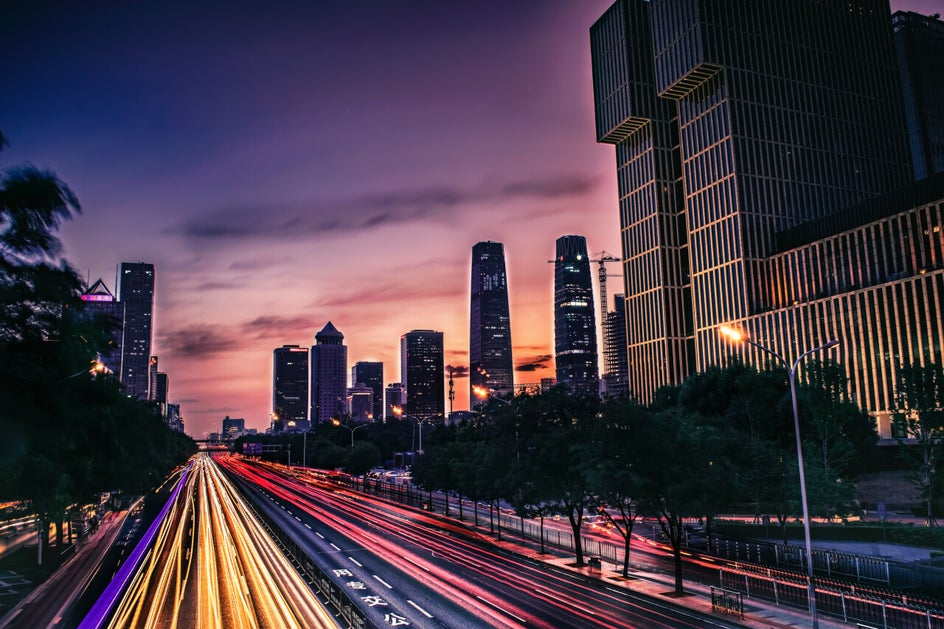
top-left (82, 454), bottom-right (338, 628)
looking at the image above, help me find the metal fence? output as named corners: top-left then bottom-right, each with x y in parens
top-left (720, 564), bottom-right (944, 629)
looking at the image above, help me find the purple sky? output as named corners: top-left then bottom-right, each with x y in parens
top-left (1, 0), bottom-right (937, 437)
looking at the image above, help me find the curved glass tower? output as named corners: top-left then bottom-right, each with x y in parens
top-left (470, 241), bottom-right (514, 400)
top-left (554, 235), bottom-right (598, 396)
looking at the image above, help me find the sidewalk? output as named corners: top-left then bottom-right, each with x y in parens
top-left (462, 519), bottom-right (859, 628)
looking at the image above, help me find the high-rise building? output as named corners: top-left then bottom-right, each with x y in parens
top-left (893, 11), bottom-right (944, 181)
top-left (310, 322), bottom-right (348, 425)
top-left (222, 415), bottom-right (245, 438)
top-left (553, 235), bottom-right (599, 396)
top-left (400, 330), bottom-right (444, 420)
top-left (118, 262), bottom-right (155, 399)
top-left (352, 361), bottom-right (384, 422)
top-left (591, 0), bottom-right (911, 403)
top-left (602, 294), bottom-right (629, 397)
top-left (79, 278), bottom-right (124, 373)
top-left (273, 344), bottom-right (308, 432)
top-left (347, 383), bottom-right (374, 423)
top-left (385, 382), bottom-right (404, 421)
top-left (470, 241), bottom-right (514, 399)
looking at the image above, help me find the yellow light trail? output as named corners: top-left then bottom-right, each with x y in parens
top-left (105, 453), bottom-right (338, 628)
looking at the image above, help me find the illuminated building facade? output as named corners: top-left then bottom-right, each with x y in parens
top-left (470, 241), bottom-right (514, 399)
top-left (591, 0), bottom-right (912, 405)
top-left (310, 322), bottom-right (348, 425)
top-left (273, 344), bottom-right (308, 432)
top-left (79, 278), bottom-right (124, 373)
top-left (385, 382), bottom-right (404, 421)
top-left (352, 361), bottom-right (384, 422)
top-left (118, 262), bottom-right (155, 399)
top-left (602, 294), bottom-right (629, 397)
top-left (553, 235), bottom-right (599, 396)
top-left (347, 383), bottom-right (374, 423)
top-left (893, 11), bottom-right (944, 180)
top-left (400, 330), bottom-right (444, 420)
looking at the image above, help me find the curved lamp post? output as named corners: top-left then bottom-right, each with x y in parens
top-left (719, 325), bottom-right (839, 629)
top-left (472, 385), bottom-right (512, 407)
top-left (391, 405), bottom-right (429, 454)
top-left (331, 417), bottom-right (368, 448)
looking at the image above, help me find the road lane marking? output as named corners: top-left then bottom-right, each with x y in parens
top-left (330, 543), bottom-right (341, 551)
top-left (315, 532), bottom-right (325, 539)
top-left (476, 596), bottom-right (526, 623)
top-left (294, 516), bottom-right (301, 521)
top-left (407, 600), bottom-right (433, 618)
top-left (349, 557), bottom-right (363, 567)
top-left (304, 523), bottom-right (312, 529)
top-left (403, 556), bottom-right (430, 572)
top-left (373, 575), bottom-right (393, 589)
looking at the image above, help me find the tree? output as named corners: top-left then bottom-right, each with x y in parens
top-left (635, 407), bottom-right (722, 594)
top-left (583, 398), bottom-right (647, 577)
top-left (892, 362), bottom-right (944, 526)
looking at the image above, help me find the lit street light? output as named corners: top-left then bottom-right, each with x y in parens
top-left (391, 405), bottom-right (429, 454)
top-left (472, 385), bottom-right (512, 407)
top-left (331, 417), bottom-right (368, 448)
top-left (719, 325), bottom-right (839, 629)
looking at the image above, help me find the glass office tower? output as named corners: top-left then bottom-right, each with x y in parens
top-left (470, 241), bottom-right (514, 399)
top-left (553, 235), bottom-right (599, 396)
top-left (591, 0), bottom-right (911, 402)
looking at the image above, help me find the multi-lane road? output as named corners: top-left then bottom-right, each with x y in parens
top-left (220, 455), bottom-right (742, 629)
top-left (80, 454), bottom-right (339, 629)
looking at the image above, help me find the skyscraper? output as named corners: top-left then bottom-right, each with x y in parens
top-left (352, 361), bottom-right (384, 422)
top-left (893, 11), bottom-right (944, 181)
top-left (470, 241), bottom-right (514, 399)
top-left (118, 262), bottom-right (155, 399)
top-left (400, 330), bottom-right (444, 420)
top-left (310, 322), bottom-right (348, 425)
top-left (602, 294), bottom-right (629, 397)
top-left (591, 0), bottom-right (911, 402)
top-left (553, 235), bottom-right (599, 396)
top-left (347, 383), bottom-right (374, 423)
top-left (79, 278), bottom-right (124, 373)
top-left (385, 382), bottom-right (404, 421)
top-left (273, 344), bottom-right (308, 432)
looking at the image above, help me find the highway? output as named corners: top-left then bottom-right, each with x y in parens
top-left (83, 454), bottom-right (339, 629)
top-left (221, 455), bottom-right (743, 629)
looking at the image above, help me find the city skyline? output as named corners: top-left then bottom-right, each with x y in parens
top-left (1, 0), bottom-right (935, 436)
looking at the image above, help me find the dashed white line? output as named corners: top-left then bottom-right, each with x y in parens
top-left (373, 575), bottom-right (393, 589)
top-left (476, 596), bottom-right (526, 623)
top-left (348, 557), bottom-right (363, 567)
top-left (403, 556), bottom-right (430, 572)
top-left (294, 516), bottom-right (301, 521)
top-left (330, 543), bottom-right (341, 551)
top-left (315, 532), bottom-right (325, 539)
top-left (304, 523), bottom-right (312, 530)
top-left (407, 600), bottom-right (433, 618)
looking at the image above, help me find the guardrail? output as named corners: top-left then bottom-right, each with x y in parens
top-left (710, 586), bottom-right (744, 619)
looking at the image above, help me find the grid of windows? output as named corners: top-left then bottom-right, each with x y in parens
top-left (470, 242), bottom-right (514, 398)
top-left (591, 0), bottom-right (914, 405)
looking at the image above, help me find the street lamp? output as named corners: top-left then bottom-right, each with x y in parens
top-left (62, 356), bottom-right (108, 381)
top-left (472, 385), bottom-right (512, 407)
top-left (391, 405), bottom-right (429, 454)
top-left (719, 325), bottom-right (839, 629)
top-left (331, 417), bottom-right (368, 448)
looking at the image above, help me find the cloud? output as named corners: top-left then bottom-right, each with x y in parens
top-left (158, 324), bottom-right (244, 357)
top-left (195, 281), bottom-right (241, 291)
top-left (446, 364), bottom-right (469, 378)
top-left (316, 281), bottom-right (462, 308)
top-left (515, 354), bottom-right (552, 372)
top-left (169, 173), bottom-right (598, 242)
top-left (229, 257), bottom-right (289, 271)
top-left (241, 315), bottom-right (314, 339)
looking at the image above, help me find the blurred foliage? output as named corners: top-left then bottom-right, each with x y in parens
top-left (0, 134), bottom-right (195, 543)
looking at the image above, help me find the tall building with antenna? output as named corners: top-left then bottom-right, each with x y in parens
top-left (470, 241), bottom-right (514, 400)
top-left (553, 235), bottom-right (599, 396)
